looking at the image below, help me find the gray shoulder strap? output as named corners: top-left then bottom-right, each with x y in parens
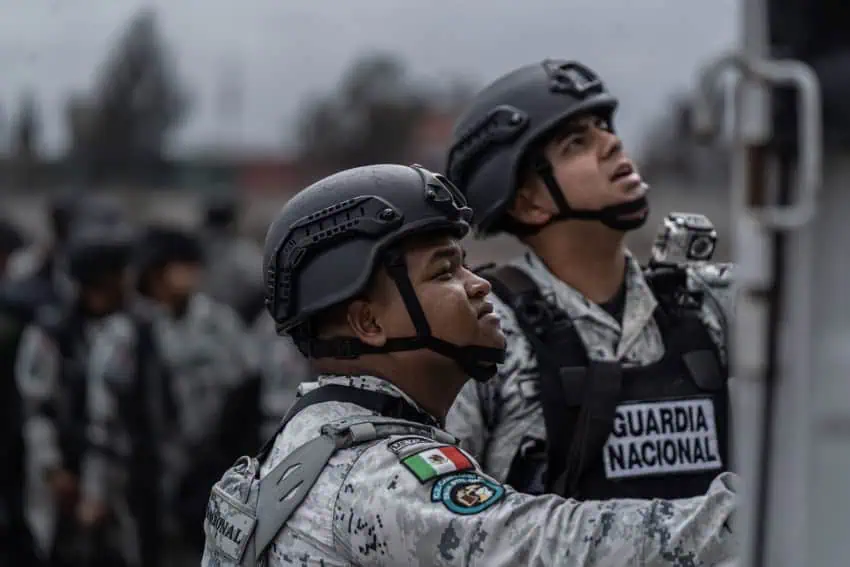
top-left (242, 434), bottom-right (336, 565)
top-left (242, 415), bottom-right (448, 565)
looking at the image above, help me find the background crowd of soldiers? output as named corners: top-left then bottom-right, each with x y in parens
top-left (0, 193), bottom-right (313, 567)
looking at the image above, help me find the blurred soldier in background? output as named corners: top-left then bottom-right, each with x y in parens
top-left (198, 193), bottom-right (266, 325)
top-left (4, 194), bottom-right (79, 320)
top-left (0, 226), bottom-right (42, 567)
top-left (6, 193), bottom-right (76, 282)
top-left (16, 218), bottom-right (136, 567)
top-left (249, 311), bottom-right (313, 441)
top-left (445, 59), bottom-right (735, 501)
top-left (6, 193), bottom-right (126, 319)
top-left (78, 225), bottom-right (255, 567)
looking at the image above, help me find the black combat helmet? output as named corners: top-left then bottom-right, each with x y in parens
top-left (446, 59), bottom-right (648, 235)
top-left (263, 163), bottom-right (505, 381)
top-left (65, 221), bottom-right (136, 287)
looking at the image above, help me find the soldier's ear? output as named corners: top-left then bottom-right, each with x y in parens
top-left (346, 299), bottom-right (386, 348)
top-left (508, 178), bottom-right (555, 227)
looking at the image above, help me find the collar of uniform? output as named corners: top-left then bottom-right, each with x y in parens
top-left (512, 248), bottom-right (658, 357)
top-left (298, 374), bottom-right (440, 424)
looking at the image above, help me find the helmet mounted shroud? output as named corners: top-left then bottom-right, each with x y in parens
top-left (263, 164), bottom-right (505, 381)
top-left (447, 59), bottom-right (648, 235)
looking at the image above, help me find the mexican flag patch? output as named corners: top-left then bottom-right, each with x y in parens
top-left (402, 446), bottom-right (474, 483)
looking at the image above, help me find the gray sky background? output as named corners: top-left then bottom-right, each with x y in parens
top-left (0, 0), bottom-right (739, 157)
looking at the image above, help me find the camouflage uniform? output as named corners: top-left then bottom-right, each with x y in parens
top-left (446, 249), bottom-right (735, 483)
top-left (201, 374), bottom-right (739, 566)
top-left (15, 316), bottom-right (108, 552)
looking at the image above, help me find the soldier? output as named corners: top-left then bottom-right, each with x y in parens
top-left (16, 220), bottom-right (135, 566)
top-left (444, 59), bottom-right (735, 500)
top-left (200, 163), bottom-right (738, 567)
top-left (78, 225), bottom-right (255, 567)
top-left (198, 193), bottom-right (266, 325)
top-left (0, 252), bottom-right (43, 567)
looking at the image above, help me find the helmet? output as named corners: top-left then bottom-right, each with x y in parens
top-left (263, 163), bottom-right (505, 381)
top-left (66, 221), bottom-right (135, 287)
top-left (446, 59), bottom-right (647, 235)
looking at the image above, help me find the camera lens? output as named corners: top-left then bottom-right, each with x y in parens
top-left (688, 235), bottom-right (715, 260)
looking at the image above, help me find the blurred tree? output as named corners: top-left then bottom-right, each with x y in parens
top-left (295, 52), bottom-right (475, 173)
top-left (80, 8), bottom-right (189, 184)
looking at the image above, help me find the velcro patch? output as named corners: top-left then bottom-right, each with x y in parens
top-left (603, 397), bottom-right (723, 479)
top-left (431, 472), bottom-right (505, 515)
top-left (400, 445), bottom-right (475, 483)
top-left (204, 485), bottom-right (257, 562)
top-left (386, 436), bottom-right (442, 459)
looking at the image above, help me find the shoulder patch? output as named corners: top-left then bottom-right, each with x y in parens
top-left (399, 444), bottom-right (475, 483)
top-left (431, 472), bottom-right (506, 515)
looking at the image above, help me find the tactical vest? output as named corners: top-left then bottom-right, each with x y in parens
top-left (478, 263), bottom-right (730, 501)
top-left (203, 385), bottom-right (453, 567)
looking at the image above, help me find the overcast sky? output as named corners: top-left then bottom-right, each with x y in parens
top-left (0, 0), bottom-right (739, 156)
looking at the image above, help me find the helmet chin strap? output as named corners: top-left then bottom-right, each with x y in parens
top-left (535, 160), bottom-right (650, 232)
top-left (298, 248), bottom-right (506, 382)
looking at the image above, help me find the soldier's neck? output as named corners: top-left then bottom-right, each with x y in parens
top-left (395, 375), bottom-right (464, 423)
top-left (525, 224), bottom-right (628, 304)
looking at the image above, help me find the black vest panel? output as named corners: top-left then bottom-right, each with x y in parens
top-left (38, 308), bottom-right (89, 475)
top-left (481, 264), bottom-right (730, 501)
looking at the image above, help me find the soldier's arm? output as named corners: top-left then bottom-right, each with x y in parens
top-left (15, 325), bottom-right (63, 473)
top-left (334, 438), bottom-right (738, 566)
top-left (80, 316), bottom-right (136, 504)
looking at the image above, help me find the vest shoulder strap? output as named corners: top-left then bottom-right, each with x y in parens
top-left (643, 263), bottom-right (705, 316)
top-left (477, 264), bottom-right (610, 496)
top-left (475, 263), bottom-right (587, 367)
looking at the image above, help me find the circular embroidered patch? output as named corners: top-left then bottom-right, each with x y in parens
top-left (430, 472), bottom-right (506, 515)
